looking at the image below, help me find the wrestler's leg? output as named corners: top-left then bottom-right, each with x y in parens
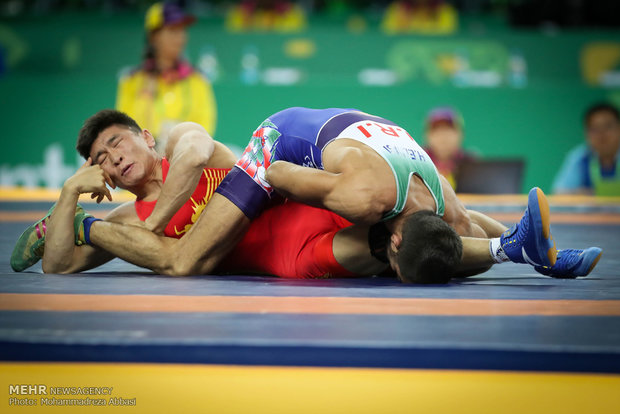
top-left (439, 174), bottom-right (508, 240)
top-left (467, 210), bottom-right (508, 238)
top-left (89, 194), bottom-right (250, 276)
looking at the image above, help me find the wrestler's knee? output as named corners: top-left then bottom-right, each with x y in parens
top-left (165, 246), bottom-right (216, 276)
top-left (165, 260), bottom-right (196, 277)
top-left (165, 245), bottom-right (202, 276)
top-left (150, 242), bottom-right (196, 276)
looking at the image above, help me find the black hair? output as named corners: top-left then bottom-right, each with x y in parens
top-left (584, 102), bottom-right (620, 127)
top-left (76, 109), bottom-right (142, 159)
top-left (397, 210), bottom-right (463, 284)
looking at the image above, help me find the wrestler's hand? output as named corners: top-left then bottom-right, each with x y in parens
top-left (64, 158), bottom-right (114, 203)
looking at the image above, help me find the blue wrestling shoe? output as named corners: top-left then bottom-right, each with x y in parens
top-left (499, 187), bottom-right (557, 267)
top-left (535, 247), bottom-right (602, 278)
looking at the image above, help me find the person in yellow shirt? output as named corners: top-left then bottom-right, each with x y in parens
top-left (116, 1), bottom-right (217, 153)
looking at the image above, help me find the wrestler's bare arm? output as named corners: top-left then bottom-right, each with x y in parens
top-left (266, 146), bottom-right (393, 224)
top-left (42, 159), bottom-right (140, 274)
top-left (331, 225), bottom-right (389, 276)
top-left (145, 122), bottom-right (236, 234)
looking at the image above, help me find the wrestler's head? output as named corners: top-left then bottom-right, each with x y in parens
top-left (387, 210), bottom-right (462, 284)
top-left (77, 110), bottom-right (159, 192)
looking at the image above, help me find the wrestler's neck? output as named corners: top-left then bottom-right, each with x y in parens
top-left (129, 157), bottom-right (164, 202)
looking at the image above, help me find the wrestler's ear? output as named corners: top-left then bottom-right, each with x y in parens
top-left (143, 129), bottom-right (156, 148)
top-left (390, 233), bottom-right (402, 252)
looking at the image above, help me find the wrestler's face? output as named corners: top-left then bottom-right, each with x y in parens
top-left (90, 125), bottom-right (157, 190)
top-left (586, 110), bottom-right (620, 160)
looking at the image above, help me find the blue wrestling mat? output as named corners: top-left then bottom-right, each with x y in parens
top-left (1, 196), bottom-right (619, 413)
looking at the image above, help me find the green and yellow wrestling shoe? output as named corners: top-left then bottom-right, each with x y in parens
top-left (10, 203), bottom-right (92, 272)
top-left (73, 206), bottom-right (96, 247)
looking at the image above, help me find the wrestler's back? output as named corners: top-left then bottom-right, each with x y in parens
top-left (268, 107), bottom-right (354, 143)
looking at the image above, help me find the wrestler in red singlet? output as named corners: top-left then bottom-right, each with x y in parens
top-left (219, 201), bottom-right (356, 279)
top-left (135, 158), bottom-right (357, 279)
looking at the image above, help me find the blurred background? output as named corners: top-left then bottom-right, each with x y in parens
top-left (0, 0), bottom-right (619, 194)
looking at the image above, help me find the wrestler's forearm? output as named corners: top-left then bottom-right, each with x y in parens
top-left (41, 186), bottom-right (82, 272)
top-left (42, 157), bottom-right (120, 273)
top-left (147, 128), bottom-right (215, 233)
top-left (266, 161), bottom-right (337, 207)
top-left (146, 160), bottom-right (204, 234)
top-left (266, 161), bottom-right (383, 223)
top-left (42, 187), bottom-right (114, 273)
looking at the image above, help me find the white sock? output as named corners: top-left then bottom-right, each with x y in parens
top-left (489, 238), bottom-right (510, 263)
